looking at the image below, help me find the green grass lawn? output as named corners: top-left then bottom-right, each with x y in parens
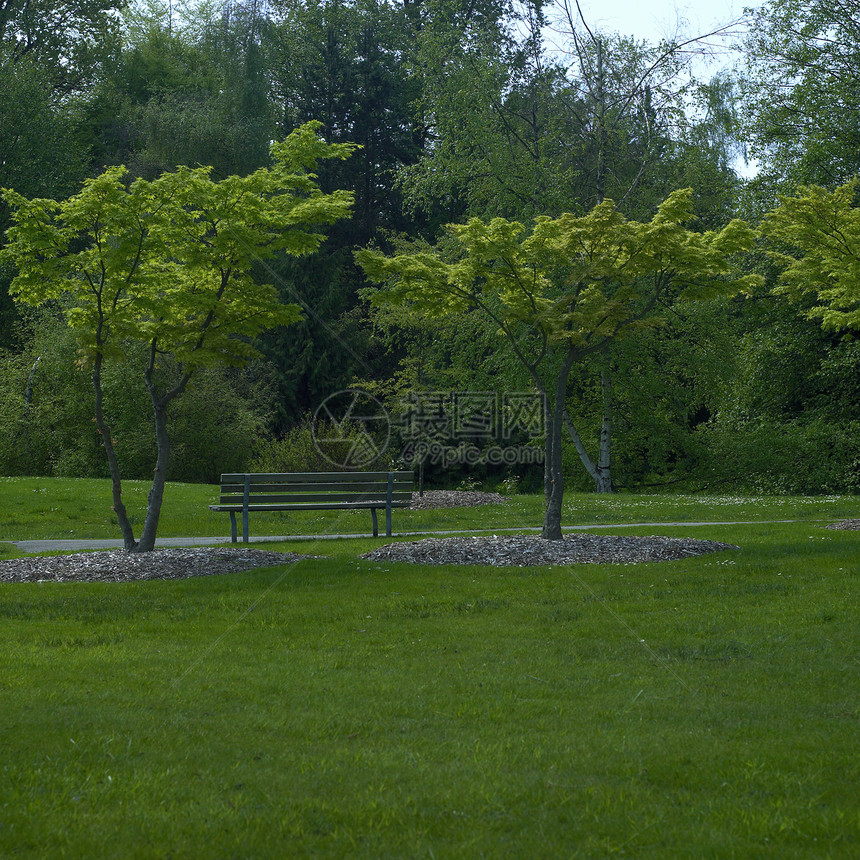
top-left (0, 475), bottom-right (856, 542)
top-left (1, 479), bottom-right (859, 857)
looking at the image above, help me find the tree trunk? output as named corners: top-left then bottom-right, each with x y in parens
top-left (543, 425), bottom-right (553, 509)
top-left (542, 401), bottom-right (564, 540)
top-left (595, 370), bottom-right (613, 494)
top-left (563, 410), bottom-right (599, 487)
top-left (594, 38), bottom-right (607, 206)
top-left (132, 344), bottom-right (192, 553)
top-left (23, 356), bottom-right (41, 472)
top-left (561, 370), bottom-right (614, 494)
top-left (134, 396), bottom-right (170, 553)
top-left (542, 347), bottom-right (576, 540)
top-left (92, 353), bottom-right (138, 551)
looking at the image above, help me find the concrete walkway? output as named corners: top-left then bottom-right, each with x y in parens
top-left (10, 520), bottom-right (801, 554)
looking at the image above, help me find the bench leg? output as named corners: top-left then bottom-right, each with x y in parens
top-left (370, 507), bottom-right (378, 538)
top-left (229, 512), bottom-right (237, 543)
top-left (385, 472), bottom-right (394, 537)
top-left (242, 475), bottom-right (250, 544)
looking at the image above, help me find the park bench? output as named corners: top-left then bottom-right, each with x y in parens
top-left (210, 471), bottom-right (414, 543)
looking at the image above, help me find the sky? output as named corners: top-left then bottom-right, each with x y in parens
top-left (550, 0), bottom-right (765, 176)
top-left (570, 0), bottom-right (757, 48)
top-left (544, 0), bottom-right (765, 83)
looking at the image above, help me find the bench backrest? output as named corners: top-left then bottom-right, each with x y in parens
top-left (217, 471), bottom-right (414, 507)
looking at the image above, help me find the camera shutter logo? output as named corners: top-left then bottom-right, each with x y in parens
top-left (311, 390), bottom-right (391, 468)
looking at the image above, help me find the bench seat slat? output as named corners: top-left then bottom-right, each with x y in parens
top-left (211, 470), bottom-right (414, 542)
top-left (216, 492), bottom-right (413, 505)
top-left (220, 471), bottom-right (412, 484)
top-left (218, 481), bottom-right (412, 495)
top-left (210, 500), bottom-right (412, 512)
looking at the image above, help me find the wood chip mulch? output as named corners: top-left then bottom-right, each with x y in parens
top-left (409, 490), bottom-right (509, 509)
top-left (0, 547), bottom-right (312, 584)
top-left (362, 533), bottom-right (740, 567)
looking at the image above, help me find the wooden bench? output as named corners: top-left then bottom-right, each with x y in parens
top-left (210, 471), bottom-right (414, 542)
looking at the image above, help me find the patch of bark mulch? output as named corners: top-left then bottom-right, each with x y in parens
top-left (362, 533), bottom-right (740, 567)
top-left (0, 547), bottom-right (313, 584)
top-left (409, 490), bottom-right (510, 509)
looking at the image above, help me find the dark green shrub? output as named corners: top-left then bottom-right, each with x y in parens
top-left (0, 316), bottom-right (273, 482)
top-left (693, 418), bottom-right (860, 494)
top-left (250, 418), bottom-right (395, 473)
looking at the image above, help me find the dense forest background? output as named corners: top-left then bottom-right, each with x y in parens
top-left (1, 0), bottom-right (858, 494)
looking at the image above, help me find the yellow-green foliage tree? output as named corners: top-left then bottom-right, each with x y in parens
top-left (358, 189), bottom-right (759, 539)
top-left (1, 122), bottom-right (357, 552)
top-left (763, 180), bottom-right (860, 331)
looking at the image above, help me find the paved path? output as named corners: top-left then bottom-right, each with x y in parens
top-left (9, 520), bottom-right (802, 554)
